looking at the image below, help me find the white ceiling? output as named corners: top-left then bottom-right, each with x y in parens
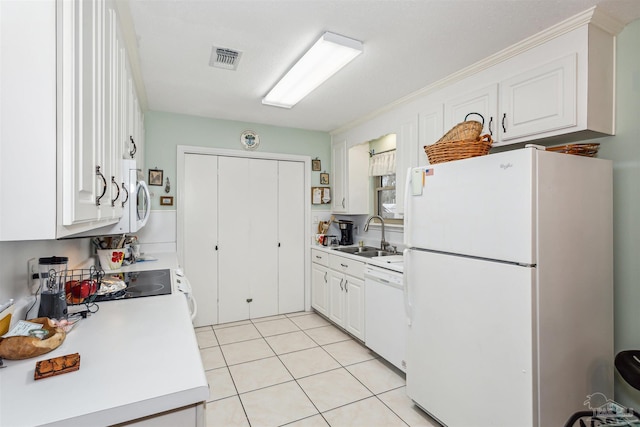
top-left (127, 0), bottom-right (640, 133)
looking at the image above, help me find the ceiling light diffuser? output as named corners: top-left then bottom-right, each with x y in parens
top-left (262, 32), bottom-right (363, 109)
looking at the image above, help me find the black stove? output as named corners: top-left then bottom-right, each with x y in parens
top-left (94, 269), bottom-right (172, 302)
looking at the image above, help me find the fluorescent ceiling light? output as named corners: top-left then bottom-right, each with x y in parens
top-left (262, 32), bottom-right (363, 109)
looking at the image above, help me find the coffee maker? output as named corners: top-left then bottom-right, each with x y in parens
top-left (338, 221), bottom-right (354, 246)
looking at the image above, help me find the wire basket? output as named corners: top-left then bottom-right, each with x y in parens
top-left (436, 112), bottom-right (484, 144)
top-left (546, 143), bottom-right (600, 157)
top-left (424, 134), bottom-right (493, 164)
top-left (64, 266), bottom-right (105, 308)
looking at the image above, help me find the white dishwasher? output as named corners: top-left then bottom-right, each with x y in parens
top-left (364, 264), bottom-right (406, 372)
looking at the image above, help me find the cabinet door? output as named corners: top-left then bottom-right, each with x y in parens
top-left (102, 1), bottom-right (123, 219)
top-left (499, 54), bottom-right (577, 143)
top-left (247, 158), bottom-right (279, 319)
top-left (278, 161), bottom-right (305, 314)
top-left (328, 272), bottom-right (346, 326)
top-left (344, 276), bottom-right (365, 340)
top-left (183, 154), bottom-right (218, 327)
top-left (347, 143), bottom-right (371, 214)
top-left (395, 115), bottom-right (418, 216)
top-left (444, 84), bottom-right (498, 139)
top-left (311, 264), bottom-right (329, 317)
top-left (59, 0), bottom-right (104, 225)
top-left (218, 156), bottom-right (251, 323)
top-left (332, 140), bottom-right (347, 212)
top-left (419, 104), bottom-right (444, 165)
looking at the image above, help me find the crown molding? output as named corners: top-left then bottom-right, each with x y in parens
top-left (331, 6), bottom-right (624, 137)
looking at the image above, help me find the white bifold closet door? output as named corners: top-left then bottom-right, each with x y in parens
top-left (218, 157), bottom-right (278, 323)
top-left (277, 161), bottom-right (305, 314)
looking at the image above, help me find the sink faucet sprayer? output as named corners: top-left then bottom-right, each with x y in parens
top-left (364, 215), bottom-right (389, 251)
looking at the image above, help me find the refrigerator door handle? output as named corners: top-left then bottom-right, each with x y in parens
top-left (403, 248), bottom-right (413, 326)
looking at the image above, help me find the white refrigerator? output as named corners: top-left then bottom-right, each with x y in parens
top-left (404, 146), bottom-right (613, 427)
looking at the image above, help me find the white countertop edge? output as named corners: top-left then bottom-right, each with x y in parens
top-left (42, 387), bottom-right (209, 427)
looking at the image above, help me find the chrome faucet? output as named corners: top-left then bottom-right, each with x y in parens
top-left (364, 215), bottom-right (389, 251)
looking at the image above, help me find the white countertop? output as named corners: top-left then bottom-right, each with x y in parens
top-left (0, 254), bottom-right (208, 427)
top-left (311, 245), bottom-right (404, 273)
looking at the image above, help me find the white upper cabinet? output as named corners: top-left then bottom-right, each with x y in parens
top-left (444, 85), bottom-right (498, 139)
top-left (418, 103), bottom-right (444, 165)
top-left (339, 16), bottom-right (617, 177)
top-left (0, 0), bottom-right (143, 240)
top-left (331, 139), bottom-right (369, 214)
top-left (499, 54), bottom-right (577, 142)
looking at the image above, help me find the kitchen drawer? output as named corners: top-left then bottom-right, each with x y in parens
top-left (312, 249), bottom-right (329, 267)
top-left (329, 254), bottom-right (365, 278)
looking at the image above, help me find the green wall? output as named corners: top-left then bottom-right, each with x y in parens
top-left (144, 111), bottom-right (331, 210)
top-left (599, 19), bottom-right (640, 408)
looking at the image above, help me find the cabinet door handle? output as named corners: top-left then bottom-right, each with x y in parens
top-left (129, 136), bottom-right (137, 158)
top-left (121, 182), bottom-right (129, 208)
top-left (344, 280), bottom-right (348, 293)
top-left (96, 166), bottom-right (107, 206)
top-left (110, 177), bottom-right (120, 207)
top-left (324, 272), bottom-right (327, 283)
top-left (502, 113), bottom-right (507, 133)
top-left (488, 116), bottom-right (493, 136)
top-left (342, 197), bottom-right (345, 208)
top-left (339, 278), bottom-right (344, 291)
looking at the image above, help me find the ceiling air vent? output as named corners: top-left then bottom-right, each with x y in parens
top-left (209, 47), bottom-right (242, 70)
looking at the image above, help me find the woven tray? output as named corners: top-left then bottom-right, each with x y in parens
top-left (425, 134), bottom-right (493, 164)
top-left (546, 143), bottom-right (600, 157)
top-left (436, 112), bottom-right (484, 144)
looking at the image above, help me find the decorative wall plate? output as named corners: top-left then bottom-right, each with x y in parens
top-left (240, 130), bottom-right (260, 150)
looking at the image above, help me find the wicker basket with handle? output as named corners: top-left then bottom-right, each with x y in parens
top-left (424, 134), bottom-right (493, 164)
top-left (436, 112), bottom-right (484, 144)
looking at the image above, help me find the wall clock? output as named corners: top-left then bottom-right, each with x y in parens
top-left (240, 130), bottom-right (260, 150)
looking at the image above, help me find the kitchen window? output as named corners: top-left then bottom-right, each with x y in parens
top-left (369, 145), bottom-right (401, 224)
top-left (374, 174), bottom-right (399, 220)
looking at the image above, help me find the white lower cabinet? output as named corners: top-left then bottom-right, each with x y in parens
top-left (312, 253), bottom-right (365, 341)
top-left (311, 250), bottom-right (330, 317)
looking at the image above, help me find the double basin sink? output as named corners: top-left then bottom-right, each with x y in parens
top-left (333, 246), bottom-right (399, 258)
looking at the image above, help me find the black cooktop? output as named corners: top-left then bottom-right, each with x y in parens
top-left (94, 269), bottom-right (172, 302)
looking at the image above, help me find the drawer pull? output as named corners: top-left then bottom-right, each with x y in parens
top-left (340, 263), bottom-right (348, 268)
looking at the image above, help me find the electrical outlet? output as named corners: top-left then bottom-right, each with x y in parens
top-left (27, 258), bottom-right (39, 294)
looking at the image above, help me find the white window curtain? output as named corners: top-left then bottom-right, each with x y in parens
top-left (369, 150), bottom-right (396, 176)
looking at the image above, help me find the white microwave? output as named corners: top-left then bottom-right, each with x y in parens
top-left (113, 159), bottom-right (151, 234)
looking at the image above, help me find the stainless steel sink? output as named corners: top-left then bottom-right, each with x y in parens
top-left (332, 246), bottom-right (399, 258)
top-left (353, 250), bottom-right (397, 258)
top-left (332, 246), bottom-right (379, 254)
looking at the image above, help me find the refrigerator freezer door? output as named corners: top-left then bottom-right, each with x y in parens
top-left (406, 249), bottom-right (534, 427)
top-left (406, 149), bottom-right (535, 265)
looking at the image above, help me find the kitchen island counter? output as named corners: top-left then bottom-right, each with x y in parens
top-left (0, 293), bottom-right (208, 426)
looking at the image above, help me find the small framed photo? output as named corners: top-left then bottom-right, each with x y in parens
top-left (149, 169), bottom-right (163, 186)
top-left (312, 159), bottom-right (321, 171)
top-left (160, 196), bottom-right (174, 206)
top-left (320, 173), bottom-right (329, 185)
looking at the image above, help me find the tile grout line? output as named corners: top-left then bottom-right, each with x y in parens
top-left (253, 317), bottom-right (334, 427)
top-left (211, 326), bottom-right (253, 427)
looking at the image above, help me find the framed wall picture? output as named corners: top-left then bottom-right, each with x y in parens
top-left (320, 172), bottom-right (329, 185)
top-left (160, 196), bottom-right (174, 206)
top-left (149, 169), bottom-right (163, 186)
top-left (312, 159), bottom-right (321, 171)
top-left (311, 187), bottom-right (331, 204)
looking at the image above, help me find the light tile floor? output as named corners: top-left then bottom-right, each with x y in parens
top-left (196, 311), bottom-right (440, 427)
